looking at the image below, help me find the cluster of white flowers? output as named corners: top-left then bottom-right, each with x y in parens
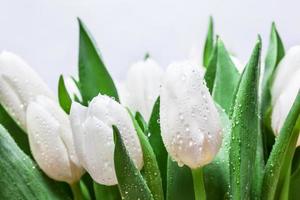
top-left (0, 47), bottom-right (298, 186)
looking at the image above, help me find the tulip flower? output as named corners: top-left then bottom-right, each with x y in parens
top-left (160, 61), bottom-right (222, 200)
top-left (26, 95), bottom-right (83, 184)
top-left (271, 46), bottom-right (300, 145)
top-left (0, 51), bottom-right (55, 130)
top-left (119, 58), bottom-right (163, 121)
top-left (70, 94), bottom-right (143, 185)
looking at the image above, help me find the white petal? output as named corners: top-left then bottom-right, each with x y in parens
top-left (27, 96), bottom-right (83, 183)
top-left (271, 46), bottom-right (300, 105)
top-left (0, 51), bottom-right (54, 130)
top-left (70, 102), bottom-right (88, 167)
top-left (86, 95), bottom-right (143, 173)
top-left (124, 59), bottom-right (163, 120)
top-left (272, 69), bottom-right (300, 146)
top-left (81, 116), bottom-right (116, 185)
top-left (160, 61), bottom-right (222, 169)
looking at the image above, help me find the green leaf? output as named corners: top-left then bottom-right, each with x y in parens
top-left (78, 18), bottom-right (119, 105)
top-left (81, 174), bottom-right (95, 200)
top-left (212, 38), bottom-right (240, 114)
top-left (289, 147), bottom-right (300, 199)
top-left (58, 75), bottom-right (72, 114)
top-left (261, 23), bottom-right (285, 161)
top-left (204, 105), bottom-right (231, 199)
top-left (129, 110), bottom-right (164, 200)
top-left (229, 37), bottom-right (261, 199)
top-left (0, 125), bottom-right (71, 199)
top-left (94, 183), bottom-right (121, 200)
top-left (148, 97), bottom-right (168, 195)
top-left (113, 125), bottom-right (153, 200)
top-left (79, 181), bottom-right (92, 200)
top-left (204, 40), bottom-right (218, 93)
top-left (262, 92), bottom-right (300, 200)
top-left (203, 16), bottom-right (214, 67)
top-left (0, 104), bottom-right (31, 157)
top-left (166, 158), bottom-right (194, 200)
top-left (135, 112), bottom-right (148, 135)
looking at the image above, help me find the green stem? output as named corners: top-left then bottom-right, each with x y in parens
top-left (70, 181), bottom-right (85, 200)
top-left (192, 167), bottom-right (206, 200)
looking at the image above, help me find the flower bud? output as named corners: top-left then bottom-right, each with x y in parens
top-left (160, 61), bottom-right (222, 169)
top-left (0, 51), bottom-right (54, 130)
top-left (70, 95), bottom-right (143, 185)
top-left (120, 58), bottom-right (163, 120)
top-left (271, 46), bottom-right (300, 145)
top-left (26, 95), bottom-right (83, 183)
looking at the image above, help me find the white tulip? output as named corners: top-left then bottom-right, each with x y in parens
top-left (70, 95), bottom-right (143, 185)
top-left (0, 51), bottom-right (54, 130)
top-left (271, 46), bottom-right (300, 145)
top-left (120, 58), bottom-right (163, 121)
top-left (26, 95), bottom-right (83, 184)
top-left (160, 61), bottom-right (222, 169)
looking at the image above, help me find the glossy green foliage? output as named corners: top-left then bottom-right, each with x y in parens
top-left (203, 16), bottom-right (214, 68)
top-left (78, 18), bottom-right (119, 105)
top-left (58, 75), bottom-right (72, 114)
top-left (229, 38), bottom-right (261, 199)
top-left (262, 92), bottom-right (300, 200)
top-left (113, 126), bottom-right (153, 200)
top-left (129, 111), bottom-right (164, 200)
top-left (204, 105), bottom-right (231, 199)
top-left (0, 125), bottom-right (70, 199)
top-left (261, 23), bottom-right (285, 161)
top-left (148, 97), bottom-right (168, 195)
top-left (212, 39), bottom-right (240, 114)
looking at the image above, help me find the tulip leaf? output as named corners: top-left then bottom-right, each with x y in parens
top-left (204, 105), bottom-right (230, 199)
top-left (148, 97), bottom-right (168, 196)
top-left (212, 38), bottom-right (240, 114)
top-left (289, 147), bottom-right (300, 199)
top-left (113, 125), bottom-right (154, 200)
top-left (166, 158), bottom-right (195, 200)
top-left (94, 182), bottom-right (121, 200)
top-left (229, 38), bottom-right (261, 199)
top-left (135, 111), bottom-right (149, 135)
top-left (58, 75), bottom-right (72, 114)
top-left (0, 125), bottom-right (71, 199)
top-left (129, 111), bottom-right (164, 200)
top-left (0, 104), bottom-right (31, 157)
top-left (203, 16), bottom-right (214, 68)
top-left (262, 92), bottom-right (300, 200)
top-left (204, 41), bottom-right (218, 93)
top-left (78, 18), bottom-right (119, 105)
top-left (261, 23), bottom-right (285, 161)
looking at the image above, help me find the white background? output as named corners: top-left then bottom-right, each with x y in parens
top-left (1, 0), bottom-right (299, 91)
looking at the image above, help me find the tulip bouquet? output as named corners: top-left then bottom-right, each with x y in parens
top-left (0, 17), bottom-right (299, 200)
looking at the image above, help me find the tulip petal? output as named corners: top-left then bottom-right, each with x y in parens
top-left (0, 51), bottom-right (54, 130)
top-left (124, 59), bottom-right (164, 121)
top-left (272, 69), bottom-right (300, 145)
top-left (271, 46), bottom-right (300, 104)
top-left (27, 101), bottom-right (73, 183)
top-left (87, 95), bottom-right (143, 170)
top-left (160, 61), bottom-right (222, 169)
top-left (81, 116), bottom-right (116, 185)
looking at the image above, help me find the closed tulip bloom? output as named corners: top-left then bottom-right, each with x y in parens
top-left (70, 95), bottom-right (143, 185)
top-left (26, 95), bottom-right (83, 183)
top-left (271, 46), bottom-right (300, 145)
top-left (120, 58), bottom-right (163, 121)
top-left (160, 61), bottom-right (222, 169)
top-left (0, 51), bottom-right (54, 130)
